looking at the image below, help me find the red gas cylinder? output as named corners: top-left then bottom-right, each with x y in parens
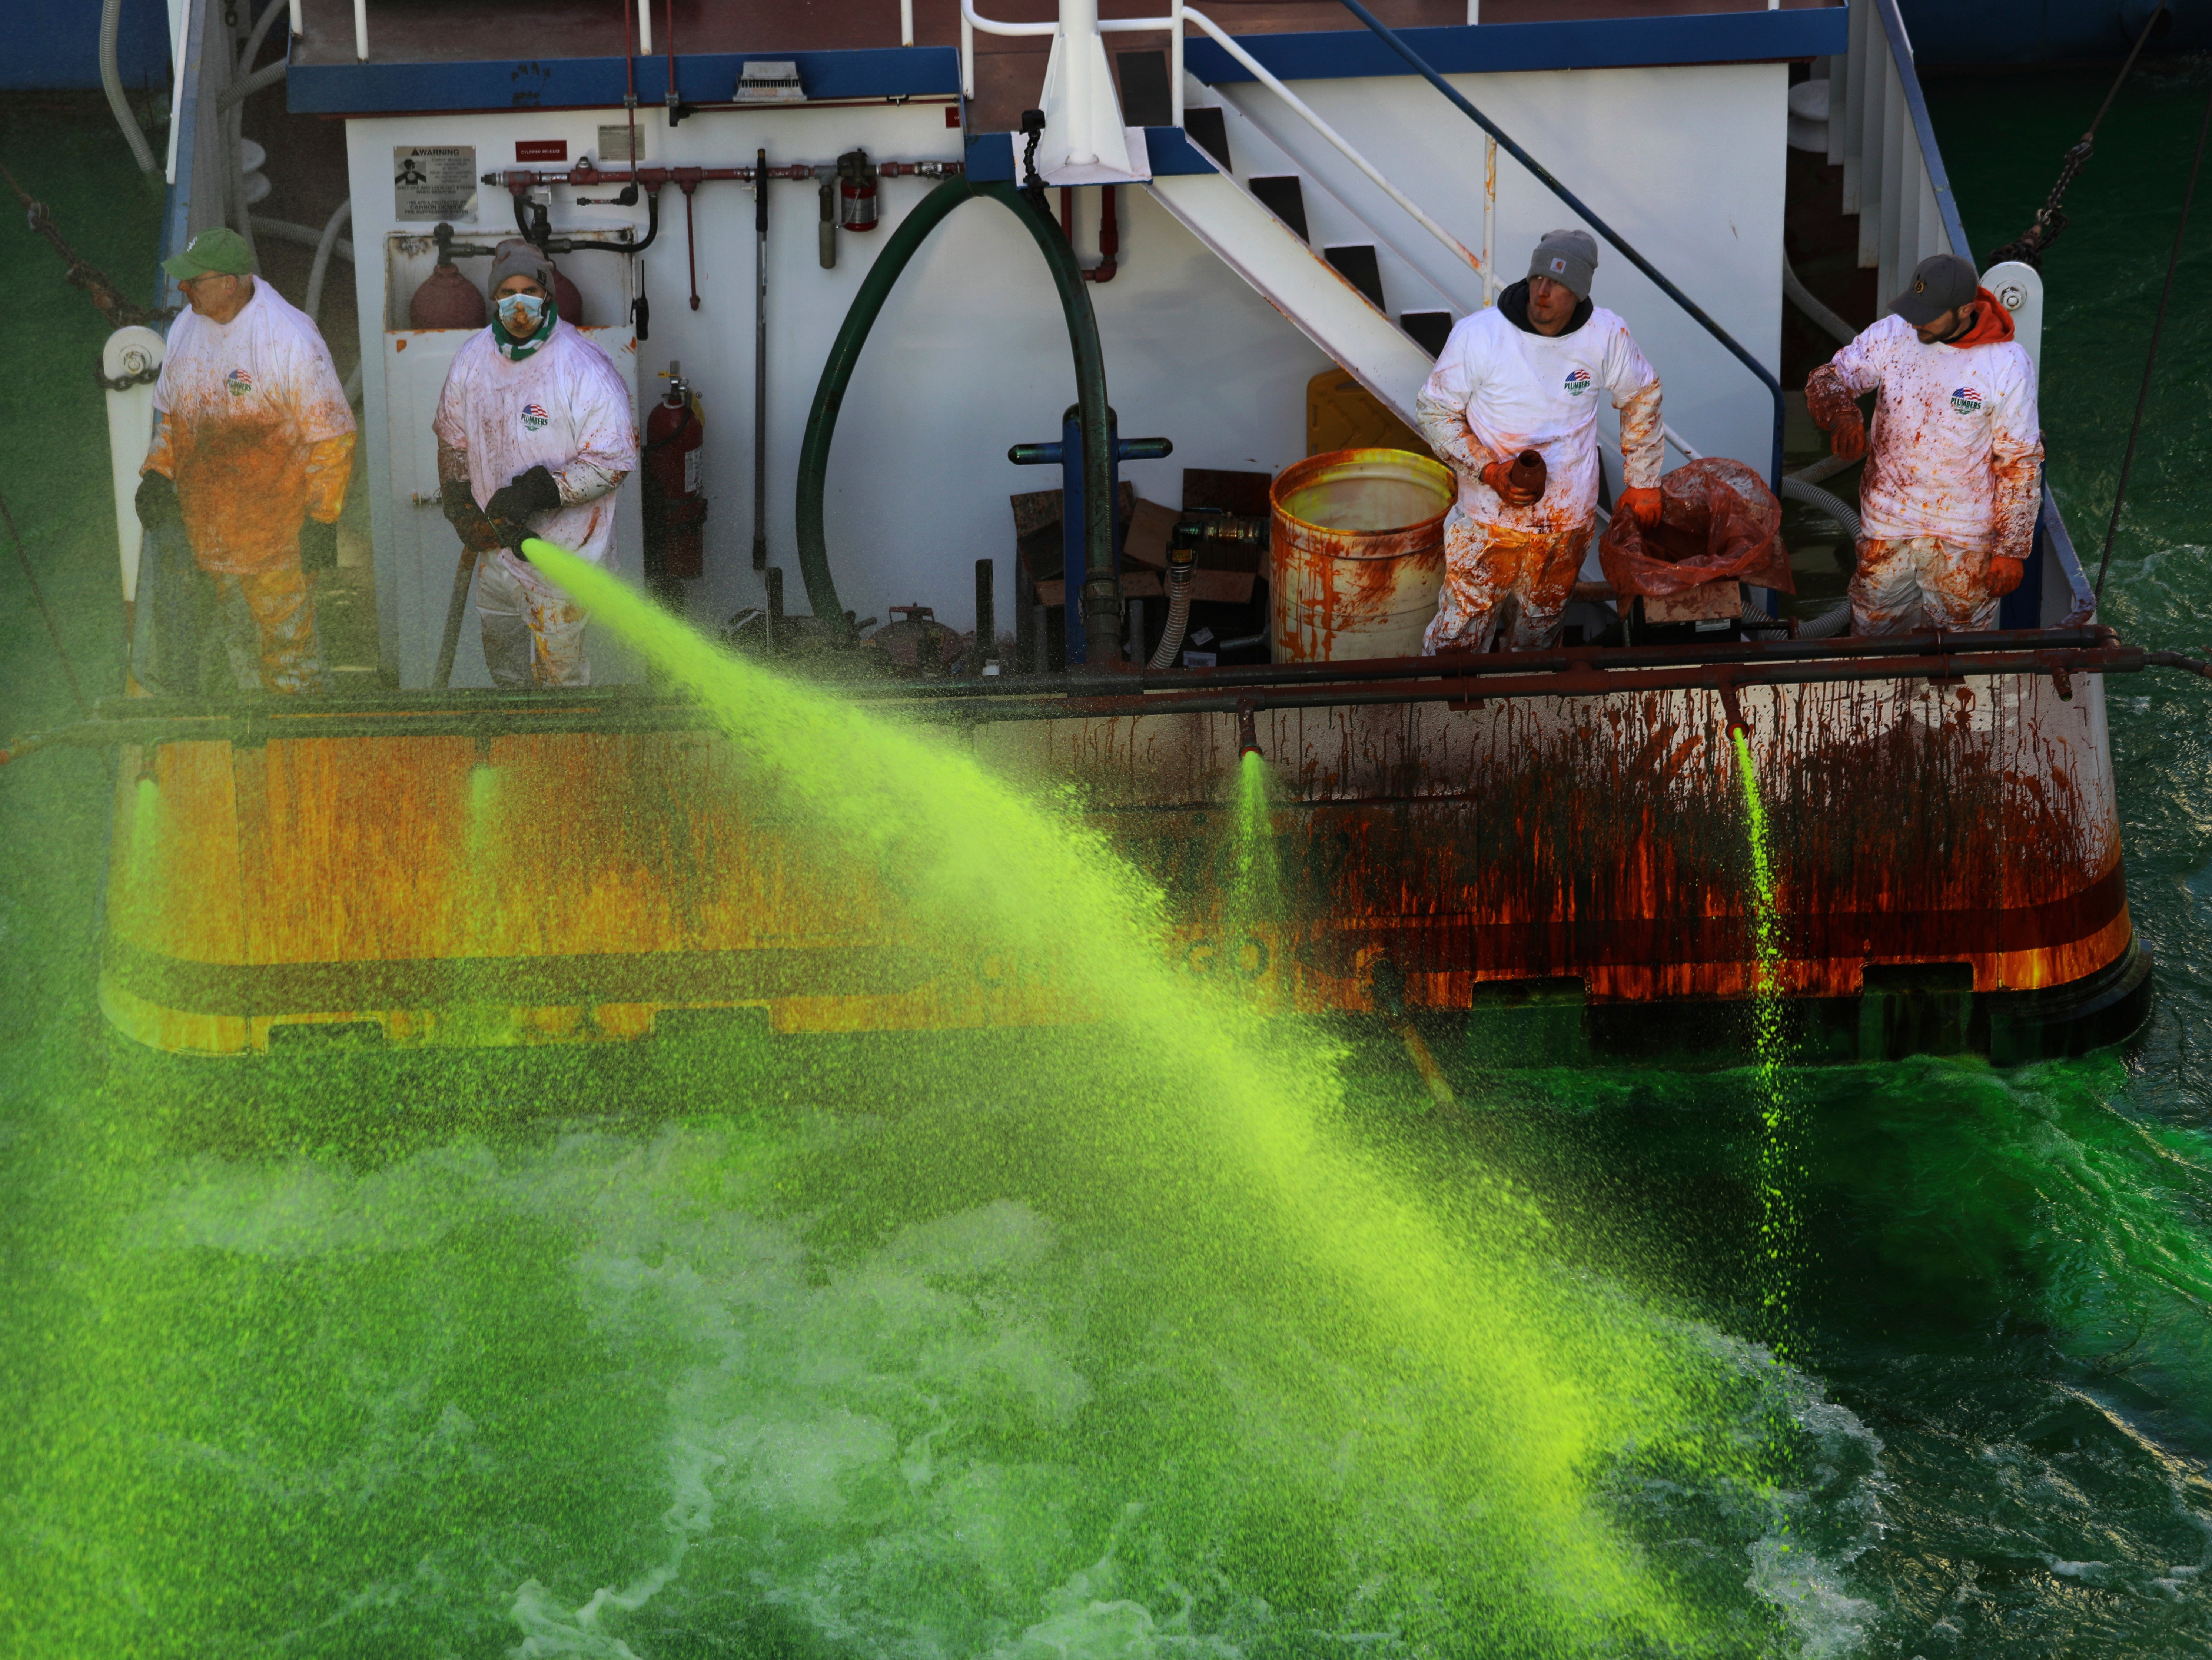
top-left (548, 259), bottom-right (587, 327)
top-left (642, 360), bottom-right (707, 585)
top-left (408, 262), bottom-right (486, 329)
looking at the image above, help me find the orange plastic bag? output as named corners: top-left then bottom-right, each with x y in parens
top-left (1598, 456), bottom-right (1793, 598)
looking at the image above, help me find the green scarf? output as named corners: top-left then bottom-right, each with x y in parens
top-left (494, 299), bottom-right (558, 363)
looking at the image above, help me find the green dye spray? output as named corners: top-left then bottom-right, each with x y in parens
top-left (1731, 727), bottom-right (1797, 1351)
top-left (515, 538), bottom-right (1780, 1650)
top-left (1219, 750), bottom-right (1283, 987)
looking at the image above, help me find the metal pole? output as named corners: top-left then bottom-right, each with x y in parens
top-left (753, 146), bottom-right (769, 570)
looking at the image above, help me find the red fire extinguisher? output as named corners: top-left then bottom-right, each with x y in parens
top-left (642, 359), bottom-right (707, 595)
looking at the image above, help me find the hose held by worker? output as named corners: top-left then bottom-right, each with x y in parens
top-left (134, 226), bottom-right (356, 695)
top-left (1804, 251), bottom-right (2043, 635)
top-left (432, 238), bottom-right (639, 687)
top-left (1414, 228), bottom-right (1663, 654)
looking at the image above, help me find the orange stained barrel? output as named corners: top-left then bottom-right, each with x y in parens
top-left (1269, 448), bottom-right (1453, 661)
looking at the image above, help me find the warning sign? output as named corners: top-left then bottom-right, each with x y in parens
top-left (393, 145), bottom-right (477, 223)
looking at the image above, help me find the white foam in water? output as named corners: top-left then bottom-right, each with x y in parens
top-left (128, 1120), bottom-right (1906, 1656)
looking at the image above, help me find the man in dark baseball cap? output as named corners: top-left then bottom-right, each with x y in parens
top-left (1803, 250), bottom-right (2042, 633)
top-left (1888, 252), bottom-right (1982, 343)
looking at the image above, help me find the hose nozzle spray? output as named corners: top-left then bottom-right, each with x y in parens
top-left (1236, 698), bottom-right (1262, 759)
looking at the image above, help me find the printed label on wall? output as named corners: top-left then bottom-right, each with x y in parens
top-left (393, 145), bottom-right (478, 223)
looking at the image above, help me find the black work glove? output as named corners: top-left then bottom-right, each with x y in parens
top-left (136, 470), bottom-right (182, 530)
top-left (483, 464), bottom-right (562, 526)
top-left (299, 518), bottom-right (338, 572)
top-left (440, 479), bottom-right (505, 554)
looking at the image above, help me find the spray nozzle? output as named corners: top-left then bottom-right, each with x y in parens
top-left (1237, 699), bottom-right (1262, 758)
top-left (1717, 682), bottom-right (1750, 740)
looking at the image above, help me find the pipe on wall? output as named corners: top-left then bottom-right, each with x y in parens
top-left (793, 177), bottom-right (1117, 659)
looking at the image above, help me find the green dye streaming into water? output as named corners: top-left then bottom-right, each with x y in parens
top-left (1220, 751), bottom-right (1283, 987)
top-left (512, 539), bottom-right (1782, 1653)
top-left (1731, 729), bottom-right (1797, 1358)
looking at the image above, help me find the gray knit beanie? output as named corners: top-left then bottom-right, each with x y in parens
top-left (1528, 228), bottom-right (1598, 299)
top-left (488, 237), bottom-right (555, 293)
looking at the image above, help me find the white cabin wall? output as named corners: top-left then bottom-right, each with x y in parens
top-left (348, 102), bottom-right (1322, 671)
top-left (1239, 62), bottom-right (1789, 478)
top-left (345, 59), bottom-right (1784, 675)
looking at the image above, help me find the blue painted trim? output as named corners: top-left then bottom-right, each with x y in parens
top-left (1183, 9), bottom-right (1847, 85)
top-left (1144, 126), bottom-right (1215, 176)
top-left (1869, 0), bottom-right (1972, 259)
top-left (288, 44), bottom-right (958, 116)
top-left (965, 132), bottom-right (1015, 183)
top-left (2040, 481), bottom-right (2096, 626)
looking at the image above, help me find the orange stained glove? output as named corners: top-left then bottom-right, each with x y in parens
top-left (1827, 406), bottom-right (1868, 463)
top-left (1617, 486), bottom-right (1662, 528)
top-left (1478, 456), bottom-right (1541, 508)
top-left (1989, 555), bottom-right (2025, 597)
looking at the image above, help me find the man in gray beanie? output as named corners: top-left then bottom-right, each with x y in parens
top-left (431, 239), bottom-right (638, 684)
top-left (1415, 228), bottom-right (1664, 653)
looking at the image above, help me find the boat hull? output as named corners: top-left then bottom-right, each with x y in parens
top-left (99, 672), bottom-right (2143, 1063)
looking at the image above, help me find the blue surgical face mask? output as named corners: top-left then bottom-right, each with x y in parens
top-left (496, 292), bottom-right (548, 335)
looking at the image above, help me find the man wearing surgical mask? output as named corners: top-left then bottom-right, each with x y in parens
top-left (431, 239), bottom-right (640, 685)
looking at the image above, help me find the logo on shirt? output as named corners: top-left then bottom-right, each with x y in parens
top-left (224, 368), bottom-right (253, 398)
top-left (1950, 386), bottom-right (1985, 415)
top-left (1563, 368), bottom-right (1593, 396)
top-left (521, 401), bottom-right (549, 431)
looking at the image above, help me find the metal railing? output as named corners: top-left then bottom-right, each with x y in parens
top-left (331, 0), bottom-right (917, 68)
top-left (1827, 0), bottom-right (1967, 302)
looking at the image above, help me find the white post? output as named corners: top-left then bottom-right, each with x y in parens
top-left (1171, 0), bottom-right (1183, 127)
top-left (1466, 1), bottom-right (1478, 20)
top-left (352, 0), bottom-right (367, 60)
top-left (961, 9), bottom-right (973, 96)
top-left (901, 0), bottom-right (914, 46)
top-left (638, 0), bottom-right (652, 53)
top-left (1482, 134), bottom-right (1496, 304)
top-left (1062, 0), bottom-right (1098, 164)
top-left (102, 327), bottom-right (166, 606)
top-left (288, 0), bottom-right (301, 36)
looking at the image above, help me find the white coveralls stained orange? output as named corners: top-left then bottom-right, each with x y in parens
top-left (432, 319), bottom-right (639, 685)
top-left (142, 281), bottom-right (356, 693)
top-left (1811, 305), bottom-right (2042, 634)
top-left (1414, 289), bottom-right (1662, 653)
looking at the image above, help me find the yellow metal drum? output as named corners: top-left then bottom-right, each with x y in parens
top-left (1269, 448), bottom-right (1453, 662)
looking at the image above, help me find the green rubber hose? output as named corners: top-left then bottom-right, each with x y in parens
top-left (794, 177), bottom-right (1117, 659)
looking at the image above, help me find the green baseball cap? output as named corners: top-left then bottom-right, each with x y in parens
top-left (162, 226), bottom-right (255, 280)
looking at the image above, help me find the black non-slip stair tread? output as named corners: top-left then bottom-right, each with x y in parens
top-left (1247, 175), bottom-right (1309, 242)
top-left (1115, 49), bottom-right (1174, 130)
top-left (1182, 106), bottom-right (1232, 171)
top-left (1400, 310), bottom-right (1454, 356)
top-left (1323, 243), bottom-right (1386, 311)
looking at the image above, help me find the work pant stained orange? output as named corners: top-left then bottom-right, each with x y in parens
top-left (1422, 509), bottom-right (1593, 655)
top-left (1849, 535), bottom-right (2002, 636)
top-left (476, 550), bottom-right (591, 687)
top-left (213, 565), bottom-right (325, 695)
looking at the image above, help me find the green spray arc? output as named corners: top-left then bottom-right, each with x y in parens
top-left (793, 177), bottom-right (1120, 661)
top-left (519, 533), bottom-right (1810, 1648)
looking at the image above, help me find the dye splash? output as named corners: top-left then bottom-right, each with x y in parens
top-left (511, 536), bottom-right (1788, 1653)
top-left (1733, 725), bottom-right (1798, 1357)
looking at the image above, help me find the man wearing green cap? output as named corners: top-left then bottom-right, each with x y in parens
top-left (134, 226), bottom-right (356, 693)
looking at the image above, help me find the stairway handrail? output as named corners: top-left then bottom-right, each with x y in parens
top-left (959, 0), bottom-right (1487, 288)
top-left (1326, 0), bottom-right (1784, 488)
top-left (1180, 8), bottom-right (1485, 281)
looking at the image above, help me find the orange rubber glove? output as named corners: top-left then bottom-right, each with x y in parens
top-left (1617, 486), bottom-right (1662, 528)
top-left (1989, 555), bottom-right (2025, 597)
top-left (1479, 457), bottom-right (1540, 508)
top-left (1827, 407), bottom-right (1867, 463)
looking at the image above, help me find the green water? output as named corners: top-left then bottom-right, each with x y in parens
top-left (7, 70), bottom-right (2212, 1655)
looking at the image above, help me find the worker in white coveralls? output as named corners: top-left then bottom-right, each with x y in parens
top-left (1415, 229), bottom-right (1664, 654)
top-left (432, 239), bottom-right (639, 685)
top-left (133, 225), bottom-right (355, 694)
top-left (1804, 251), bottom-right (2042, 635)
